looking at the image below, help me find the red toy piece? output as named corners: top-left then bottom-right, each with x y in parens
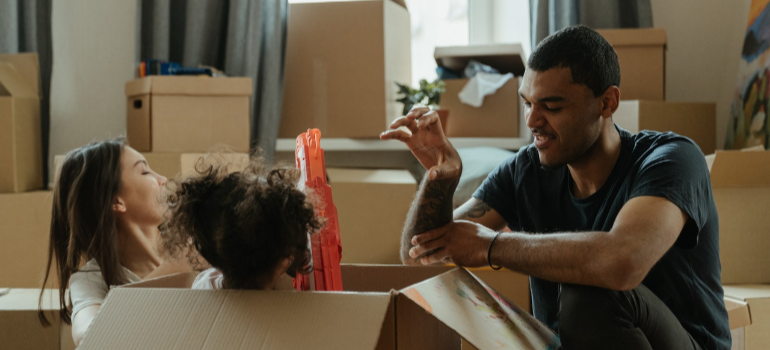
top-left (293, 129), bottom-right (343, 291)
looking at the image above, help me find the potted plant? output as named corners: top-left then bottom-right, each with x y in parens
top-left (395, 78), bottom-right (449, 133)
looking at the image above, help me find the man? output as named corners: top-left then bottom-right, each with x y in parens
top-left (380, 25), bottom-right (729, 349)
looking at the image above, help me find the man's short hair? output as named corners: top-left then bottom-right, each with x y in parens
top-left (527, 25), bottom-right (620, 97)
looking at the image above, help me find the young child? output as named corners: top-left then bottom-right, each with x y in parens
top-left (163, 155), bottom-right (323, 290)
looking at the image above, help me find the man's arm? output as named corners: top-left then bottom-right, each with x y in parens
top-left (400, 175), bottom-right (459, 264)
top-left (411, 195), bottom-right (687, 291)
top-left (489, 195), bottom-right (686, 290)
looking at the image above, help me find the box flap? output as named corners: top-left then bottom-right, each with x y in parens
top-left (400, 268), bottom-right (560, 350)
top-left (724, 297), bottom-right (751, 330)
top-left (341, 264), bottom-right (454, 292)
top-left (434, 44), bottom-right (526, 76)
top-left (0, 53), bottom-right (41, 96)
top-left (125, 76), bottom-right (253, 97)
top-left (597, 28), bottom-right (667, 47)
top-left (723, 284), bottom-right (770, 301)
top-left (327, 168), bottom-right (417, 185)
top-left (0, 62), bottom-right (38, 98)
top-left (709, 151), bottom-right (770, 187)
top-left (0, 289), bottom-right (59, 311)
top-left (80, 289), bottom-right (393, 350)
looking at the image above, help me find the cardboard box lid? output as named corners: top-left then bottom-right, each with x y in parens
top-left (0, 62), bottom-right (38, 98)
top-left (0, 53), bottom-right (41, 96)
top-left (434, 43), bottom-right (526, 76)
top-left (327, 168), bottom-right (417, 185)
top-left (125, 76), bottom-right (253, 97)
top-left (708, 150), bottom-right (770, 188)
top-left (723, 284), bottom-right (770, 301)
top-left (597, 28), bottom-right (667, 47)
top-left (725, 297), bottom-right (752, 330)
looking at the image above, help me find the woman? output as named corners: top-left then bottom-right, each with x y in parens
top-left (163, 154), bottom-right (322, 290)
top-left (38, 138), bottom-right (170, 346)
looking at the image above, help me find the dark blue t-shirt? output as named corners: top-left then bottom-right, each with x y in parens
top-left (473, 126), bottom-right (730, 349)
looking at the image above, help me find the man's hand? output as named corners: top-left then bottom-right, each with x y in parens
top-left (409, 220), bottom-right (498, 267)
top-left (380, 106), bottom-right (461, 180)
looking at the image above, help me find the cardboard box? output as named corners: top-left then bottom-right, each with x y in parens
top-left (725, 296), bottom-right (752, 350)
top-left (723, 285), bottom-right (770, 350)
top-left (327, 168), bottom-right (417, 264)
top-left (434, 44), bottom-right (525, 138)
top-left (142, 152), bottom-right (250, 180)
top-left (0, 53), bottom-right (43, 193)
top-left (0, 289), bottom-right (75, 350)
top-left (614, 100), bottom-right (716, 155)
top-left (125, 76), bottom-right (252, 152)
top-left (0, 191), bottom-right (55, 288)
top-left (279, 0), bottom-right (411, 139)
top-left (708, 150), bottom-right (770, 284)
top-left (79, 267), bottom-right (559, 350)
top-left (597, 28), bottom-right (666, 101)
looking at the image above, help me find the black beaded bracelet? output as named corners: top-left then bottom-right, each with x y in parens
top-left (488, 232), bottom-right (503, 270)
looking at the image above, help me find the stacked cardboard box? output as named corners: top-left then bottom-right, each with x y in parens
top-left (124, 76), bottom-right (253, 180)
top-left (596, 29), bottom-right (717, 154)
top-left (0, 289), bottom-right (76, 350)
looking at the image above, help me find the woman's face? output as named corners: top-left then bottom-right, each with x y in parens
top-left (113, 146), bottom-right (168, 228)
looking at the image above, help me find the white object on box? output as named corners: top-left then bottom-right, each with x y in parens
top-left (458, 72), bottom-right (513, 108)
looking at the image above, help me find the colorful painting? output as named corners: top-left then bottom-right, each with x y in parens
top-left (402, 269), bottom-right (560, 350)
top-left (726, 0), bottom-right (770, 149)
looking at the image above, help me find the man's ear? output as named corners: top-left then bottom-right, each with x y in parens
top-left (600, 85), bottom-right (621, 118)
top-left (113, 197), bottom-right (127, 213)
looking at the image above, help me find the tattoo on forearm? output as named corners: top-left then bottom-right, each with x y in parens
top-left (401, 176), bottom-right (459, 262)
top-left (460, 200), bottom-right (491, 219)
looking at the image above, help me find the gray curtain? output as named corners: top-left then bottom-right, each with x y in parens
top-left (530, 0), bottom-right (653, 49)
top-left (138, 0), bottom-right (288, 160)
top-left (0, 0), bottom-right (53, 186)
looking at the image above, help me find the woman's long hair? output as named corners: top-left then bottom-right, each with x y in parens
top-left (39, 138), bottom-right (129, 326)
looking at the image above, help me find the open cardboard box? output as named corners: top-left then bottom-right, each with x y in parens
top-left (79, 266), bottom-right (559, 350)
top-left (0, 289), bottom-right (76, 350)
top-left (706, 150), bottom-right (770, 284)
top-left (723, 285), bottom-right (770, 350)
top-left (434, 44), bottom-right (525, 138)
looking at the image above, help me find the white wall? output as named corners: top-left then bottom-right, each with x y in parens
top-left (49, 1), bottom-right (137, 185)
top-left (650, 0), bottom-right (751, 150)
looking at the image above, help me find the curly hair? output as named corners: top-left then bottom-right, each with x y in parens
top-left (163, 153), bottom-right (323, 289)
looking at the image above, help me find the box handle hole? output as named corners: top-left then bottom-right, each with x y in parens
top-left (133, 100), bottom-right (142, 109)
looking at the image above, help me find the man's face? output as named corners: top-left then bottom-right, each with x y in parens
top-left (519, 67), bottom-right (604, 169)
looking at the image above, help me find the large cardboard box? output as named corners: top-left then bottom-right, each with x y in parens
top-left (0, 53), bottom-right (43, 193)
top-left (327, 168), bottom-right (417, 264)
top-left (725, 296), bottom-right (752, 350)
top-left (597, 28), bottom-right (667, 101)
top-left (279, 0), bottom-right (411, 139)
top-left (435, 44), bottom-right (525, 138)
top-left (0, 289), bottom-right (76, 350)
top-left (142, 152), bottom-right (250, 180)
top-left (613, 100), bottom-right (716, 155)
top-left (79, 267), bottom-right (559, 350)
top-left (707, 151), bottom-right (770, 284)
top-left (125, 76), bottom-right (252, 152)
top-left (0, 191), bottom-right (54, 288)
top-left (723, 285), bottom-right (770, 350)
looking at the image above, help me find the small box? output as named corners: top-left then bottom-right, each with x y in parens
top-left (0, 191), bottom-right (54, 288)
top-left (614, 100), bottom-right (716, 154)
top-left (125, 76), bottom-right (252, 152)
top-left (723, 285), bottom-right (770, 350)
top-left (434, 44), bottom-right (525, 138)
top-left (80, 267), bottom-right (559, 350)
top-left (0, 289), bottom-right (75, 350)
top-left (279, 0), bottom-right (411, 139)
top-left (327, 168), bottom-right (417, 264)
top-left (707, 150), bottom-right (770, 284)
top-left (0, 53), bottom-right (42, 193)
top-left (597, 28), bottom-right (667, 101)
